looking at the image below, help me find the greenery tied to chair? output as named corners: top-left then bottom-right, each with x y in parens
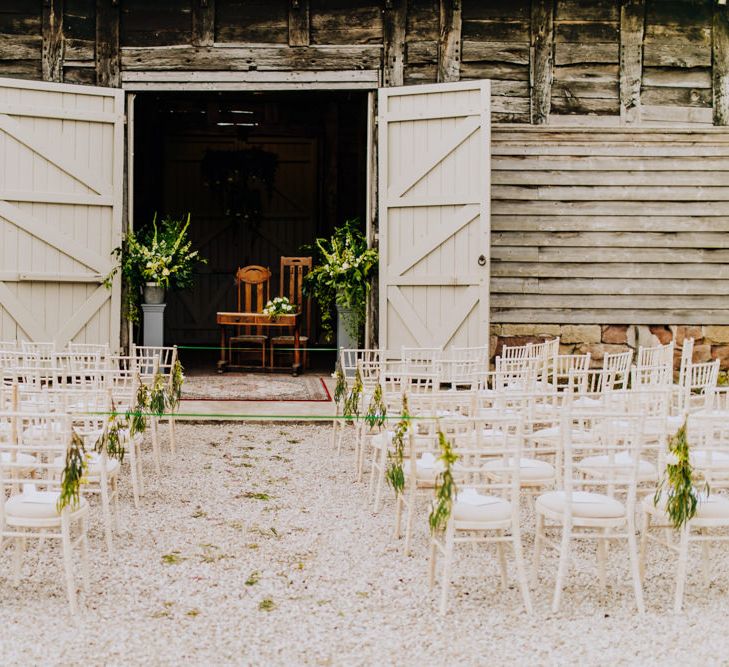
top-left (169, 359), bottom-right (185, 412)
top-left (654, 420), bottom-right (708, 530)
top-left (127, 379), bottom-right (149, 437)
top-left (365, 380), bottom-right (386, 430)
top-left (429, 429), bottom-right (459, 534)
top-left (343, 367), bottom-right (363, 424)
top-left (385, 394), bottom-right (410, 496)
top-left (94, 401), bottom-right (126, 463)
top-left (334, 360), bottom-right (348, 409)
top-left (57, 430), bottom-right (88, 512)
top-left (149, 373), bottom-right (169, 416)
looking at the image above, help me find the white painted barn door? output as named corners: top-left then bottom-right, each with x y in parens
top-left (378, 81), bottom-right (491, 356)
top-left (0, 77), bottom-right (124, 349)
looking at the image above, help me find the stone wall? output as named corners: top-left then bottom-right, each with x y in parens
top-left (490, 324), bottom-right (729, 370)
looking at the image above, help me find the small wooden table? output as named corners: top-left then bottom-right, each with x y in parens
top-left (216, 311), bottom-right (301, 375)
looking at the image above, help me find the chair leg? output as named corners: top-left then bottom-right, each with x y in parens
top-left (169, 417), bottom-right (177, 455)
top-left (531, 511), bottom-right (545, 585)
top-left (394, 494), bottom-right (403, 539)
top-left (496, 532), bottom-right (509, 590)
top-left (12, 535), bottom-right (25, 583)
top-left (627, 521), bottom-right (645, 614)
top-left (552, 522), bottom-right (572, 613)
top-left (597, 529), bottom-right (608, 593)
top-left (512, 527), bottom-right (533, 614)
top-left (428, 538), bottom-right (438, 589)
top-left (639, 511), bottom-right (650, 582)
top-left (151, 417), bottom-right (162, 475)
top-left (700, 529), bottom-right (711, 587)
top-left (439, 525), bottom-right (455, 615)
top-left (674, 524), bottom-right (690, 613)
top-left (100, 470), bottom-right (113, 554)
top-left (404, 487), bottom-right (417, 556)
top-left (129, 442), bottom-right (140, 509)
top-left (80, 515), bottom-right (90, 595)
top-left (61, 514), bottom-right (79, 615)
top-left (373, 443), bottom-right (388, 513)
top-left (112, 476), bottom-right (120, 529)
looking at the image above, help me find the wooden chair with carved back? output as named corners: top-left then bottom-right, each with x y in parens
top-left (270, 256), bottom-right (312, 369)
top-left (230, 265), bottom-right (272, 368)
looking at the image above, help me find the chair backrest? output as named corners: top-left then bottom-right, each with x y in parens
top-left (401, 347), bottom-right (442, 378)
top-left (0, 341), bottom-right (17, 352)
top-left (339, 348), bottom-right (381, 379)
top-left (681, 359), bottom-right (719, 413)
top-left (551, 353), bottom-right (591, 389)
top-left (637, 341), bottom-right (674, 369)
top-left (236, 265), bottom-right (271, 337)
top-left (687, 412), bottom-right (729, 488)
top-left (279, 256), bottom-right (312, 338)
top-left (441, 346), bottom-right (488, 387)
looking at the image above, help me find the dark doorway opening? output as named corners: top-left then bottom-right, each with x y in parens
top-left (133, 90), bottom-right (369, 370)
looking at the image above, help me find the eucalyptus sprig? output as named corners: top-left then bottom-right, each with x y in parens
top-left (343, 367), bottom-right (363, 423)
top-left (168, 359), bottom-right (184, 412)
top-left (654, 421), bottom-right (708, 530)
top-left (57, 430), bottom-right (87, 512)
top-left (95, 403), bottom-right (126, 463)
top-left (149, 373), bottom-right (168, 416)
top-left (385, 394), bottom-right (410, 496)
top-left (365, 381), bottom-right (387, 430)
top-left (429, 429), bottom-right (459, 534)
top-left (127, 379), bottom-right (149, 436)
top-left (334, 361), bottom-right (348, 409)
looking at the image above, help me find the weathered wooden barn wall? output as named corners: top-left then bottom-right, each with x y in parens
top-left (2, 1), bottom-right (728, 124)
top-left (2, 0), bottom-right (729, 357)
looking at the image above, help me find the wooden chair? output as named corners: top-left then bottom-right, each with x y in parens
top-left (230, 265), bottom-right (272, 369)
top-left (270, 256), bottom-right (312, 369)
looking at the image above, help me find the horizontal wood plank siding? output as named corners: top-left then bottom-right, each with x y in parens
top-left (491, 126), bottom-right (729, 324)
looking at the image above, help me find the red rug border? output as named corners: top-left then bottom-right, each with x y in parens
top-left (181, 376), bottom-right (332, 403)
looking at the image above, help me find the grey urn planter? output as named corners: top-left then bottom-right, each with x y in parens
top-left (143, 282), bottom-right (165, 305)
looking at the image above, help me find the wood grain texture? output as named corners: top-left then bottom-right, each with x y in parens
top-left (96, 0), bottom-right (120, 87)
top-left (42, 0), bottom-right (64, 82)
top-left (714, 5), bottom-right (729, 125)
top-left (530, 0), bottom-right (554, 123)
top-left (437, 0), bottom-right (462, 82)
top-left (620, 0), bottom-right (645, 123)
top-left (288, 0), bottom-right (310, 47)
top-left (383, 0), bottom-right (406, 86)
top-left (192, 0), bottom-right (215, 47)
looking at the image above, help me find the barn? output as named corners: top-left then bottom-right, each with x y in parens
top-left (1, 0), bottom-right (729, 364)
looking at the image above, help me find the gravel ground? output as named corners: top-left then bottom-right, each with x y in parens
top-left (1, 421), bottom-right (728, 666)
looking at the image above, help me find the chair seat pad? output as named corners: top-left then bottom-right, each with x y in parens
top-left (484, 457), bottom-right (555, 481)
top-left (577, 451), bottom-right (657, 479)
top-left (573, 396), bottom-right (603, 408)
top-left (54, 451), bottom-right (120, 476)
top-left (689, 449), bottom-right (729, 470)
top-left (0, 452), bottom-right (36, 466)
top-left (647, 492), bottom-right (729, 520)
top-left (537, 490), bottom-right (625, 519)
top-left (530, 426), bottom-right (592, 442)
top-left (5, 492), bottom-right (87, 520)
top-left (270, 336), bottom-right (310, 344)
top-left (453, 490), bottom-right (511, 523)
top-left (230, 335), bottom-right (267, 344)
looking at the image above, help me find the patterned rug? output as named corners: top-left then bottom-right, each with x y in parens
top-left (181, 373), bottom-right (331, 402)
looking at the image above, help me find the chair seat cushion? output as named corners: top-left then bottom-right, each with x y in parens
top-left (230, 335), bottom-right (267, 344)
top-left (537, 490), bottom-right (625, 519)
top-left (54, 451), bottom-right (120, 476)
top-left (0, 452), bottom-right (36, 466)
top-left (484, 457), bottom-right (555, 482)
top-left (647, 492), bottom-right (729, 521)
top-left (577, 451), bottom-right (657, 480)
top-left (270, 336), bottom-right (310, 344)
top-left (690, 449), bottom-right (729, 470)
top-left (5, 491), bottom-right (87, 520)
top-left (453, 489), bottom-right (512, 523)
top-left (530, 426), bottom-right (592, 442)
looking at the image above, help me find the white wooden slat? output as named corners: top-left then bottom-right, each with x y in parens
top-left (491, 215), bottom-right (729, 232)
top-left (491, 277), bottom-right (729, 296)
top-left (0, 281), bottom-right (50, 340)
top-left (0, 113), bottom-right (111, 197)
top-left (491, 262), bottom-right (729, 279)
top-left (491, 309), bottom-right (729, 325)
top-left (492, 231), bottom-right (729, 249)
top-left (0, 272), bottom-right (104, 282)
top-left (1, 104), bottom-right (119, 123)
top-left (492, 185), bottom-right (729, 201)
top-left (0, 191), bottom-right (114, 206)
top-left (53, 284), bottom-right (111, 348)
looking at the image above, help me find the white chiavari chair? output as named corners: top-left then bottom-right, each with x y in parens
top-left (641, 413), bottom-right (729, 611)
top-left (428, 415), bottom-right (532, 614)
top-left (0, 412), bottom-right (90, 614)
top-left (533, 410), bottom-right (647, 613)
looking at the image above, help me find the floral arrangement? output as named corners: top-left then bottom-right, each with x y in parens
top-left (303, 219), bottom-right (378, 342)
top-left (262, 296), bottom-right (296, 318)
top-left (105, 213), bottom-right (205, 322)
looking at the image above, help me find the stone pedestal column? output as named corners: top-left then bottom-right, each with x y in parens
top-left (142, 303), bottom-right (166, 348)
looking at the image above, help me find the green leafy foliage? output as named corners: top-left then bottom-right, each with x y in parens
top-left (104, 213), bottom-right (206, 322)
top-left (168, 359), bottom-right (184, 412)
top-left (429, 429), bottom-right (459, 534)
top-left (385, 395), bottom-right (410, 496)
top-left (149, 373), bottom-right (168, 416)
top-left (94, 403), bottom-right (126, 463)
top-left (302, 219), bottom-right (378, 342)
top-left (654, 421), bottom-right (708, 530)
top-left (343, 367), bottom-right (363, 422)
top-left (127, 379), bottom-right (149, 437)
top-left (57, 430), bottom-right (87, 512)
top-left (365, 381), bottom-right (387, 430)
top-left (334, 360), bottom-right (348, 408)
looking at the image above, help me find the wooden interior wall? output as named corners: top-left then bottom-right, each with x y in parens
top-left (1, 1), bottom-right (727, 126)
top-left (491, 126), bottom-right (729, 324)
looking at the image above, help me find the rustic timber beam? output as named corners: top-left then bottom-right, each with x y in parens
top-left (288, 0), bottom-right (310, 47)
top-left (530, 0), bottom-right (554, 125)
top-left (192, 0), bottom-right (216, 47)
top-left (437, 0), bottom-right (462, 83)
top-left (42, 0), bottom-right (64, 82)
top-left (714, 4), bottom-right (729, 125)
top-left (96, 0), bottom-right (120, 87)
top-left (382, 0), bottom-right (406, 86)
top-left (620, 0), bottom-right (645, 124)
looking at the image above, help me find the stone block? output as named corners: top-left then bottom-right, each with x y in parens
top-left (693, 344), bottom-right (712, 363)
top-left (493, 335), bottom-right (545, 358)
top-left (601, 325), bottom-right (628, 345)
top-left (635, 325), bottom-right (659, 349)
top-left (674, 325), bottom-right (703, 346)
top-left (494, 324), bottom-right (561, 337)
top-left (649, 325), bottom-right (673, 345)
top-left (489, 335), bottom-right (498, 359)
top-left (705, 326), bottom-right (729, 345)
top-left (712, 345), bottom-right (729, 370)
top-left (559, 325), bottom-right (601, 344)
top-left (577, 343), bottom-right (631, 367)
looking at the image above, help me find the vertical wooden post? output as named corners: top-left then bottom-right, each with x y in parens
top-left (324, 102), bottom-right (339, 233)
top-left (288, 0), bottom-right (310, 47)
top-left (530, 0), bottom-right (554, 124)
top-left (192, 0), bottom-right (216, 47)
top-left (42, 0), bottom-right (64, 82)
top-left (620, 0), bottom-right (645, 124)
top-left (714, 4), bottom-right (729, 125)
top-left (96, 0), bottom-right (120, 87)
top-left (437, 0), bottom-right (462, 83)
top-left (383, 0), bottom-right (406, 87)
